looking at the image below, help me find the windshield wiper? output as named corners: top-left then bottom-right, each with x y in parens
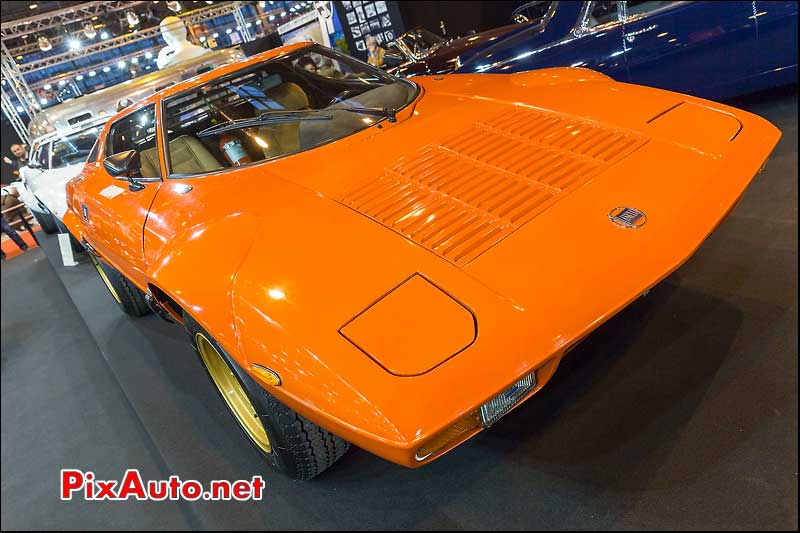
top-left (197, 111), bottom-right (333, 137)
top-left (336, 106), bottom-right (397, 123)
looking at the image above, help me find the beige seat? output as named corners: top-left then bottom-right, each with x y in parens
top-left (139, 135), bottom-right (222, 177)
top-left (257, 82), bottom-right (310, 159)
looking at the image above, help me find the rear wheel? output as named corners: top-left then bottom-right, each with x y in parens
top-left (89, 254), bottom-right (151, 316)
top-left (184, 313), bottom-right (350, 480)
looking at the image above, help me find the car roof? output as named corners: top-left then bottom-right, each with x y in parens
top-left (106, 41), bottom-right (314, 124)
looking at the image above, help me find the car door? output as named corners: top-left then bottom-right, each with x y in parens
top-left (622, 1), bottom-right (758, 98)
top-left (80, 104), bottom-right (162, 288)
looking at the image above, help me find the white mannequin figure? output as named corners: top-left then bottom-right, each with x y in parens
top-left (156, 16), bottom-right (210, 70)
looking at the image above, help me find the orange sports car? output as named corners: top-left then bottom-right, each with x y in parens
top-left (63, 42), bottom-right (780, 480)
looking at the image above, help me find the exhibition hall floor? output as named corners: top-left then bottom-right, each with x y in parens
top-left (2, 87), bottom-right (797, 530)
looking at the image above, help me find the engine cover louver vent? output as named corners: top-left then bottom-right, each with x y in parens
top-left (340, 107), bottom-right (648, 267)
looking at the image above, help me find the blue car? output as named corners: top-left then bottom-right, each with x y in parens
top-left (450, 1), bottom-right (798, 101)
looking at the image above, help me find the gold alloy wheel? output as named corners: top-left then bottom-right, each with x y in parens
top-left (195, 332), bottom-right (272, 453)
top-left (90, 255), bottom-right (121, 304)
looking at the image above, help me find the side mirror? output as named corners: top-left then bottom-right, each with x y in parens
top-left (383, 51), bottom-right (405, 67)
top-left (103, 150), bottom-right (146, 191)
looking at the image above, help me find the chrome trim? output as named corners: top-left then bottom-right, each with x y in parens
top-left (414, 449), bottom-right (433, 462)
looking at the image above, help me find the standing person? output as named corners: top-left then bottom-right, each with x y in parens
top-left (366, 35), bottom-right (386, 68)
top-left (9, 144), bottom-right (29, 177)
top-left (1, 183), bottom-right (29, 261)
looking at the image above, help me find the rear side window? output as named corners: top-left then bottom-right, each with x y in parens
top-left (105, 105), bottom-right (160, 178)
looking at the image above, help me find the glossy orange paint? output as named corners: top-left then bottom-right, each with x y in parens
top-left (63, 42), bottom-right (781, 468)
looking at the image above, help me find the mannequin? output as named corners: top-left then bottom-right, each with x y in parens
top-left (156, 16), bottom-right (210, 70)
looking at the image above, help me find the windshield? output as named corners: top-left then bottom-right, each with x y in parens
top-left (162, 45), bottom-right (417, 176)
top-left (401, 28), bottom-right (445, 57)
top-left (50, 127), bottom-right (102, 169)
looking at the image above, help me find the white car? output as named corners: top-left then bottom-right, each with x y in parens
top-left (18, 117), bottom-right (107, 233)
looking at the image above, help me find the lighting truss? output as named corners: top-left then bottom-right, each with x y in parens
top-left (16, 1), bottom-right (244, 74)
top-left (1, 2), bottom-right (149, 41)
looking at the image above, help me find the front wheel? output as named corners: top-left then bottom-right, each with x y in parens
top-left (184, 313), bottom-right (350, 480)
top-left (89, 254), bottom-right (151, 316)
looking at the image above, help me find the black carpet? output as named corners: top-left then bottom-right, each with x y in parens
top-left (2, 87), bottom-right (797, 530)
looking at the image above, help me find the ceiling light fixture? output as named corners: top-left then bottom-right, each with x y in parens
top-left (167, 1), bottom-right (182, 12)
top-left (126, 11), bottom-right (140, 26)
top-left (37, 35), bottom-right (52, 52)
top-left (83, 22), bottom-right (97, 39)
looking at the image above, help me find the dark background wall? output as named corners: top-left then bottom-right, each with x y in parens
top-left (396, 0), bottom-right (525, 37)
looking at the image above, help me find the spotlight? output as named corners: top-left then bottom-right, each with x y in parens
top-left (58, 79), bottom-right (67, 86)
top-left (83, 22), bottom-right (97, 39)
top-left (39, 98), bottom-right (47, 105)
top-left (101, 31), bottom-right (110, 39)
top-left (199, 35), bottom-right (206, 42)
top-left (145, 51), bottom-right (153, 59)
top-left (212, 32), bottom-right (219, 38)
top-left (268, 15), bottom-right (275, 21)
top-left (16, 105), bottom-right (25, 113)
top-left (117, 60), bottom-right (126, 69)
top-left (103, 66), bottom-right (111, 72)
top-left (256, 19), bottom-right (262, 25)
top-left (37, 36), bottom-right (52, 52)
top-left (43, 83), bottom-right (52, 90)
top-left (226, 28), bottom-right (233, 34)
top-left (76, 74), bottom-right (84, 81)
top-left (126, 11), bottom-right (140, 26)
top-left (166, 1), bottom-right (182, 12)
top-left (68, 39), bottom-right (81, 50)
top-left (88, 70), bottom-right (97, 76)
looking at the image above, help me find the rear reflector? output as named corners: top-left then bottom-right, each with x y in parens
top-left (480, 371), bottom-right (536, 427)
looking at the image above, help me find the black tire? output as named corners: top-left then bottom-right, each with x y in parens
top-left (67, 232), bottom-right (85, 255)
top-left (89, 254), bottom-right (151, 317)
top-left (184, 313), bottom-right (350, 480)
top-left (32, 210), bottom-right (58, 234)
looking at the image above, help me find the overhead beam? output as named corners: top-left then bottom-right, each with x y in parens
top-left (1, 2), bottom-right (148, 41)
